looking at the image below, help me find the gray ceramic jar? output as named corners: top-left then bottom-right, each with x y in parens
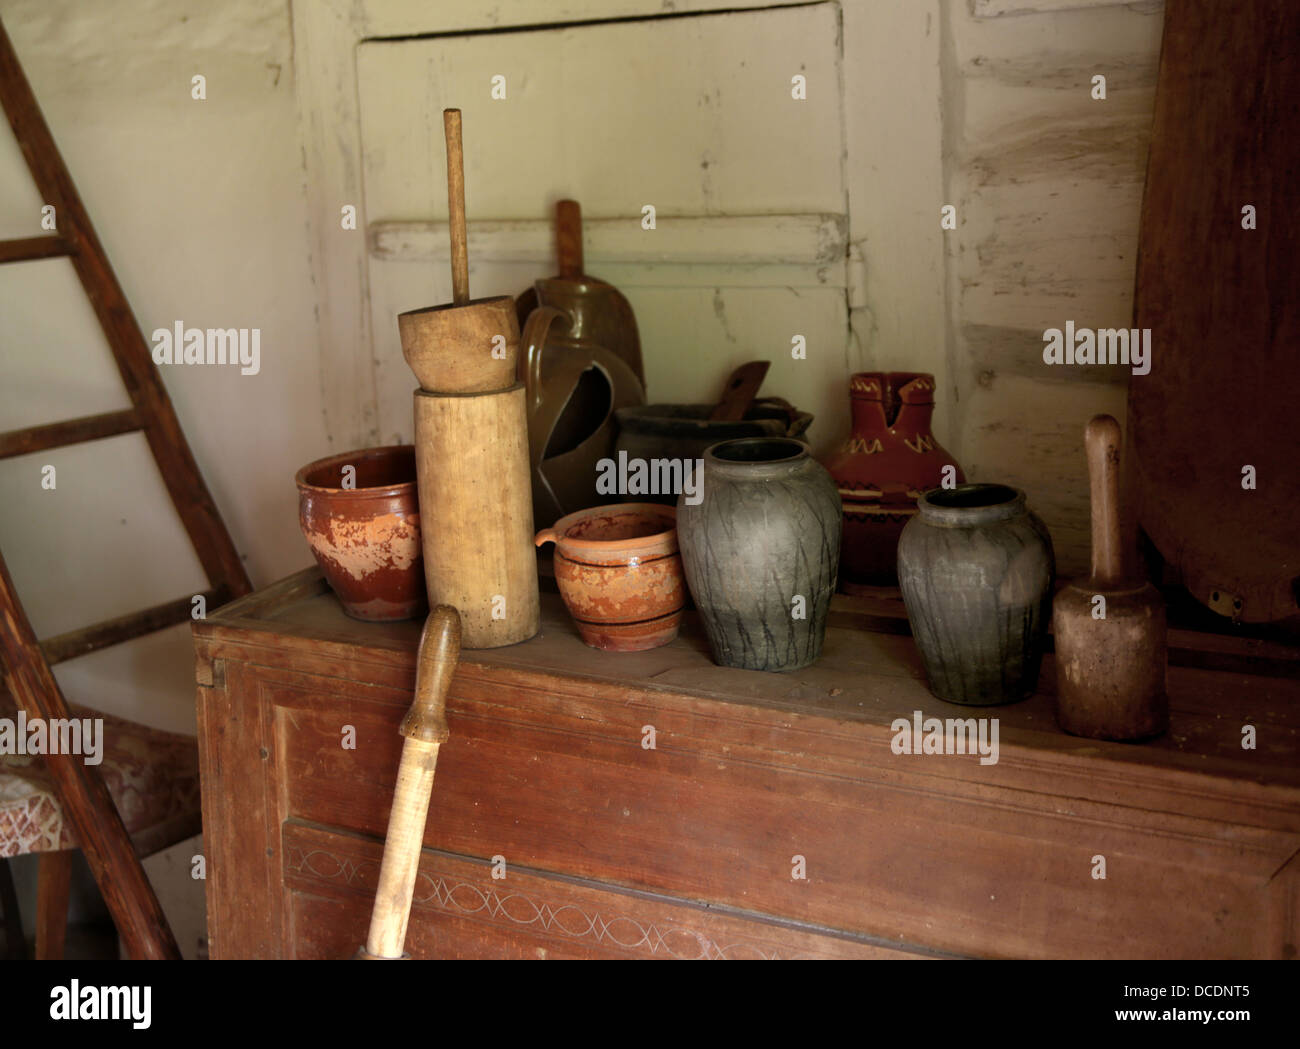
top-left (898, 484), bottom-right (1054, 705)
top-left (677, 437), bottom-right (841, 671)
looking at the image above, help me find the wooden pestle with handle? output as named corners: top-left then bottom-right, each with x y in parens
top-left (356, 606), bottom-right (461, 959)
top-left (1053, 415), bottom-right (1168, 741)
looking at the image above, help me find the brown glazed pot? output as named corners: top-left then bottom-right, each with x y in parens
top-left (822, 373), bottom-right (963, 589)
top-left (535, 503), bottom-right (683, 652)
top-left (296, 445), bottom-right (426, 621)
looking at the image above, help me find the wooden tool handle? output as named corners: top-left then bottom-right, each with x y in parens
top-left (709, 361), bottom-right (770, 422)
top-left (362, 606), bottom-right (461, 959)
top-left (521, 305), bottom-right (568, 413)
top-left (444, 109), bottom-right (470, 306)
top-left (1085, 414), bottom-right (1125, 587)
top-left (400, 605), bottom-right (461, 743)
top-left (556, 199), bottom-right (583, 279)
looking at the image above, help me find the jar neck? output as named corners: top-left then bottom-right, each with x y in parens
top-left (849, 396), bottom-right (935, 434)
top-left (848, 372), bottom-right (935, 432)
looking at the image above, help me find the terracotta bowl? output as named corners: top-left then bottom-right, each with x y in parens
top-left (295, 445), bottom-right (426, 621)
top-left (535, 503), bottom-right (683, 652)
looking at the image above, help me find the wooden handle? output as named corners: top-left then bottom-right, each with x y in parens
top-left (444, 109), bottom-right (469, 306)
top-left (709, 361), bottom-right (770, 422)
top-left (520, 305), bottom-right (567, 413)
top-left (363, 606), bottom-right (461, 959)
top-left (1085, 414), bottom-right (1125, 587)
top-left (556, 199), bottom-right (583, 278)
top-left (401, 605), bottom-right (461, 744)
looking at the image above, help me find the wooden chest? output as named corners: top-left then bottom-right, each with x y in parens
top-left (192, 568), bottom-right (1300, 959)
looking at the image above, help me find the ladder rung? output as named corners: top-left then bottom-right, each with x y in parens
top-left (39, 587), bottom-right (228, 666)
top-left (0, 235), bottom-right (72, 264)
top-left (0, 408), bottom-right (142, 459)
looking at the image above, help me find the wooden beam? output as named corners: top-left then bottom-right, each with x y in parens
top-left (370, 214), bottom-right (849, 267)
top-left (0, 17), bottom-right (251, 600)
top-left (0, 408), bottom-right (141, 460)
top-left (40, 587), bottom-right (226, 666)
top-left (0, 234), bottom-right (71, 264)
top-left (0, 549), bottom-right (180, 960)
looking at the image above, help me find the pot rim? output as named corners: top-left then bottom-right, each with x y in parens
top-left (916, 482), bottom-right (1026, 525)
top-left (705, 436), bottom-right (810, 465)
top-left (397, 294), bottom-right (514, 321)
top-left (536, 502), bottom-right (678, 556)
top-left (295, 444), bottom-right (417, 497)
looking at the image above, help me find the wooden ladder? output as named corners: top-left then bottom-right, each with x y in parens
top-left (0, 17), bottom-right (252, 959)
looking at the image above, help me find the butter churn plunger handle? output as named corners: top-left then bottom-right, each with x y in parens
top-left (357, 605), bottom-right (461, 960)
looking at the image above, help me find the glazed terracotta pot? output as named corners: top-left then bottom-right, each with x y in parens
top-left (677, 437), bottom-right (841, 672)
top-left (897, 484), bottom-right (1054, 705)
top-left (822, 373), bottom-right (963, 589)
top-left (535, 503), bottom-right (683, 652)
top-left (296, 445), bottom-right (426, 622)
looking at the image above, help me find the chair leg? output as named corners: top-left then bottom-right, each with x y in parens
top-left (35, 850), bottom-right (73, 960)
top-left (0, 857), bottom-right (26, 959)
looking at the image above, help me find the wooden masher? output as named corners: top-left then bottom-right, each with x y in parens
top-left (1053, 415), bottom-right (1168, 741)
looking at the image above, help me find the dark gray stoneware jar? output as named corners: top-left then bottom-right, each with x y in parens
top-left (898, 484), bottom-right (1054, 705)
top-left (677, 437), bottom-right (841, 671)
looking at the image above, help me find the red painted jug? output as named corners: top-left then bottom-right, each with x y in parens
top-left (822, 372), bottom-right (963, 589)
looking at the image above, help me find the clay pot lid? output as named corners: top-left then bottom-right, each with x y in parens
top-left (537, 502), bottom-right (678, 561)
top-left (295, 445), bottom-right (417, 497)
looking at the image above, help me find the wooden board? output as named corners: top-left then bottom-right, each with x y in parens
top-left (1130, 0), bottom-right (1300, 622)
